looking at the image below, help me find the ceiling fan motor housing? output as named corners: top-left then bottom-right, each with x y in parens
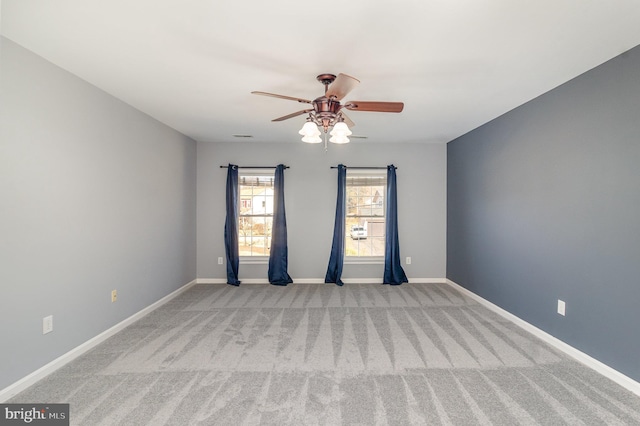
top-left (313, 97), bottom-right (341, 115)
top-left (312, 97), bottom-right (341, 131)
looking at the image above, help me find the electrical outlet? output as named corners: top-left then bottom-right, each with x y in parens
top-left (218, 257), bottom-right (223, 265)
top-left (406, 257), bottom-right (412, 265)
top-left (557, 300), bottom-right (566, 316)
top-left (111, 289), bottom-right (117, 303)
top-left (43, 315), bottom-right (53, 334)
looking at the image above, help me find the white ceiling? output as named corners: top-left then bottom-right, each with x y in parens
top-left (2, 1), bottom-right (640, 144)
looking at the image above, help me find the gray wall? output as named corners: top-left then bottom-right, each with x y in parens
top-left (197, 141), bottom-right (446, 281)
top-left (0, 38), bottom-right (197, 390)
top-left (447, 45), bottom-right (640, 381)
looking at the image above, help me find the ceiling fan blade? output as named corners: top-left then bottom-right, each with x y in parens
top-left (344, 101), bottom-right (404, 113)
top-left (251, 91), bottom-right (312, 104)
top-left (272, 109), bottom-right (313, 122)
top-left (340, 112), bottom-right (356, 128)
top-left (325, 73), bottom-right (360, 100)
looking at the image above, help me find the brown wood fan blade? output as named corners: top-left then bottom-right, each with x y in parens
top-left (251, 91), bottom-right (312, 104)
top-left (272, 109), bottom-right (313, 122)
top-left (344, 101), bottom-right (404, 113)
top-left (325, 73), bottom-right (360, 100)
top-left (340, 112), bottom-right (356, 128)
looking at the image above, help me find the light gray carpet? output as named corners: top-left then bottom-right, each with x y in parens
top-left (10, 283), bottom-right (640, 425)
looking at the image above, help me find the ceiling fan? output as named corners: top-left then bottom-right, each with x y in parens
top-left (252, 73), bottom-right (404, 144)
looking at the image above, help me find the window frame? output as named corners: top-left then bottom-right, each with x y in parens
top-left (344, 169), bottom-right (387, 263)
top-left (238, 168), bottom-right (275, 263)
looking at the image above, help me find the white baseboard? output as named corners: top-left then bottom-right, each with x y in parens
top-left (196, 278), bottom-right (227, 284)
top-left (0, 279), bottom-right (198, 403)
top-left (196, 277), bottom-right (447, 285)
top-left (445, 279), bottom-right (640, 397)
top-left (407, 278), bottom-right (448, 284)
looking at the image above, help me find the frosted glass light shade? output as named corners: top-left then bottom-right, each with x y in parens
top-left (329, 121), bottom-right (351, 143)
top-left (299, 121), bottom-right (320, 137)
top-left (302, 134), bottom-right (322, 143)
top-left (329, 134), bottom-right (350, 144)
top-left (329, 121), bottom-right (352, 137)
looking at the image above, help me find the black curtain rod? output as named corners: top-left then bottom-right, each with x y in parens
top-left (219, 165), bottom-right (289, 169)
top-left (330, 166), bottom-right (396, 170)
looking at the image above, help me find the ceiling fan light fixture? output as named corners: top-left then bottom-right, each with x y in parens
top-left (253, 72), bottom-right (403, 148)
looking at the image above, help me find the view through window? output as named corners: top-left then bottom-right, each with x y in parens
top-left (239, 171), bottom-right (274, 256)
top-left (346, 171), bottom-right (386, 257)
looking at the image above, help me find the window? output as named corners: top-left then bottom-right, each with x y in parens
top-left (346, 170), bottom-right (386, 257)
top-left (238, 171), bottom-right (274, 256)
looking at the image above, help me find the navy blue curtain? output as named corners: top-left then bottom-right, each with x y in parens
top-left (224, 164), bottom-right (241, 286)
top-left (325, 164), bottom-right (346, 286)
top-left (268, 164), bottom-right (293, 286)
top-left (383, 165), bottom-right (408, 285)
